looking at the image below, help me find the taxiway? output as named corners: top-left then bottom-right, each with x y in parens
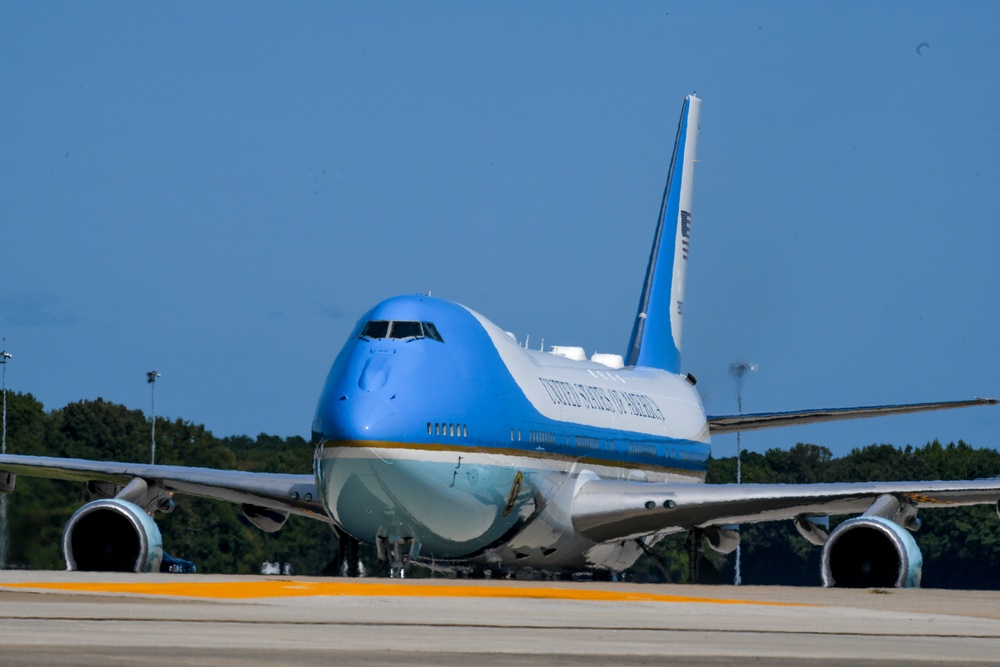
top-left (0, 571), bottom-right (998, 666)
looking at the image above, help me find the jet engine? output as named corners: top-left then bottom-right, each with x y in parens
top-left (820, 515), bottom-right (922, 588)
top-left (62, 498), bottom-right (164, 572)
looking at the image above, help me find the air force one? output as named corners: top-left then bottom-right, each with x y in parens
top-left (1, 94), bottom-right (997, 587)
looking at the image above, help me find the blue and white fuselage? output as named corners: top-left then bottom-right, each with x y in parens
top-left (313, 94), bottom-right (706, 574)
top-left (312, 295), bottom-right (710, 572)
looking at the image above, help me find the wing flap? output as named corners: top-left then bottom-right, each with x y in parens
top-left (571, 477), bottom-right (1000, 543)
top-left (0, 454), bottom-right (329, 521)
top-left (707, 398), bottom-right (998, 434)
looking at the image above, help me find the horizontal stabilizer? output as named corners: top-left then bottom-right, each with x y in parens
top-left (707, 397), bottom-right (998, 434)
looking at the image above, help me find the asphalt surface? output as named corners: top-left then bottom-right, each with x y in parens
top-left (0, 571), bottom-right (998, 666)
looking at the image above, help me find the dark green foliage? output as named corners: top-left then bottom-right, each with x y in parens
top-left (51, 399), bottom-right (150, 462)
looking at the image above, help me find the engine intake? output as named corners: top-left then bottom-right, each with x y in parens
top-left (62, 499), bottom-right (164, 572)
top-left (821, 515), bottom-right (922, 588)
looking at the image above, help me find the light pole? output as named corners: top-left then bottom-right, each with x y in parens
top-left (1, 339), bottom-right (11, 570)
top-left (1, 339), bottom-right (11, 455)
top-left (147, 371), bottom-right (160, 465)
top-left (728, 360), bottom-right (756, 586)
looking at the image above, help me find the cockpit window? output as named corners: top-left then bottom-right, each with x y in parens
top-left (421, 321), bottom-right (444, 342)
top-left (358, 320), bottom-right (444, 342)
top-left (389, 320), bottom-right (423, 339)
top-left (360, 320), bottom-right (389, 339)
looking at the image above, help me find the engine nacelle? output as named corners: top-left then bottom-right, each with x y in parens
top-left (62, 499), bottom-right (164, 572)
top-left (821, 515), bottom-right (922, 588)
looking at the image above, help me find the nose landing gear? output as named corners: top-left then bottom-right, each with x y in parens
top-left (377, 533), bottom-right (420, 578)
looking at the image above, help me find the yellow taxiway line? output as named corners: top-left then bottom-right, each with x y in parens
top-left (0, 579), bottom-right (805, 606)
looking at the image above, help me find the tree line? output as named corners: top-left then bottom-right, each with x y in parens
top-left (2, 391), bottom-right (999, 587)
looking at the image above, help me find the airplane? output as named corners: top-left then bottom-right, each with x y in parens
top-left (1, 94), bottom-right (997, 587)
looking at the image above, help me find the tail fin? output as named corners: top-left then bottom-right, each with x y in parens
top-left (625, 94), bottom-right (701, 372)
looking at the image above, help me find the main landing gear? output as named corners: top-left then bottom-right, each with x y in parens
top-left (325, 526), bottom-right (364, 577)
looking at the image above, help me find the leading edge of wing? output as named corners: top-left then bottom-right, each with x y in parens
top-left (571, 477), bottom-right (1000, 543)
top-left (707, 397), bottom-right (999, 434)
top-left (0, 454), bottom-right (329, 521)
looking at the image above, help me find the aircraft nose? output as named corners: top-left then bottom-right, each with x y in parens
top-left (358, 354), bottom-right (392, 391)
top-left (320, 393), bottom-right (401, 441)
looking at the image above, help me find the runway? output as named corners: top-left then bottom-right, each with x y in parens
top-left (1, 572), bottom-right (999, 666)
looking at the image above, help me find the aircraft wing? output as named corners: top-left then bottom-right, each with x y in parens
top-left (571, 477), bottom-right (1000, 543)
top-left (0, 454), bottom-right (329, 521)
top-left (707, 397), bottom-right (998, 434)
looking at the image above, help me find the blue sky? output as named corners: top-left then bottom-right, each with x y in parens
top-left (2, 3), bottom-right (998, 458)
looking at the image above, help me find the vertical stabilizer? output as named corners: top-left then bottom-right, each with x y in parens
top-left (625, 94), bottom-right (701, 372)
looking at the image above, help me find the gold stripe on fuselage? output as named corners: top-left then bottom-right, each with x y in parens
top-left (316, 438), bottom-right (706, 480)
